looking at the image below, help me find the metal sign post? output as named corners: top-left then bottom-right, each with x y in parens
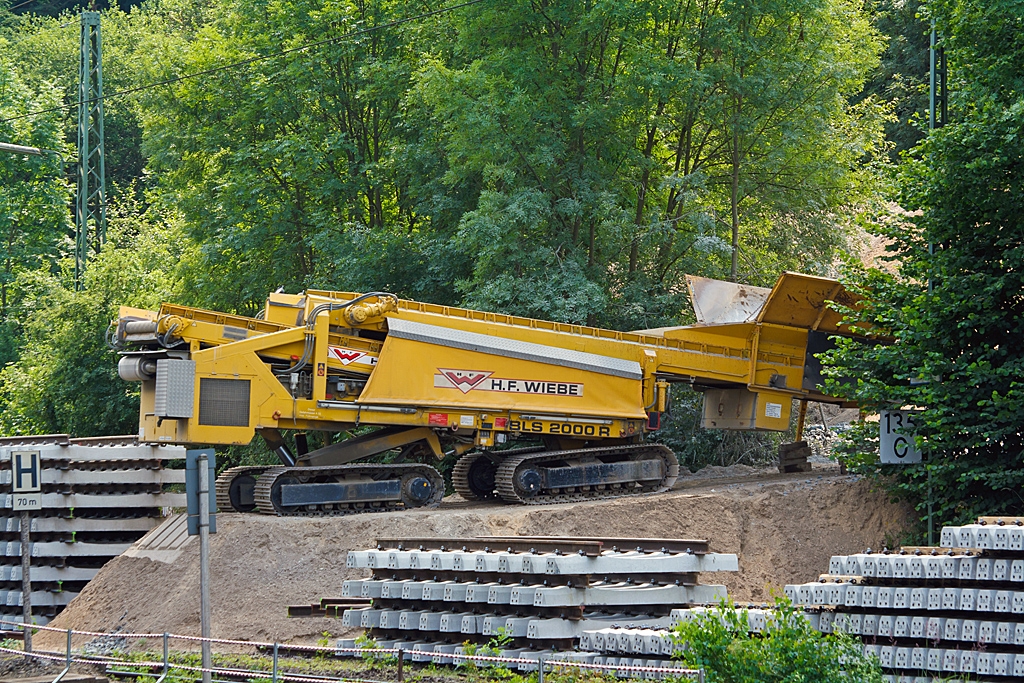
top-left (199, 453), bottom-right (212, 683)
top-left (186, 449), bottom-right (216, 683)
top-left (10, 450), bottom-right (41, 652)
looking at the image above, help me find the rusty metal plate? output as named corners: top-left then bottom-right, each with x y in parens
top-left (757, 272), bottom-right (859, 332)
top-left (686, 275), bottom-right (770, 325)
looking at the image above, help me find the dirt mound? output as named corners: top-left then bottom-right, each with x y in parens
top-left (38, 471), bottom-right (910, 648)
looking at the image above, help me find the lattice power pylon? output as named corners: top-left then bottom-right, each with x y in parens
top-left (76, 10), bottom-right (106, 289)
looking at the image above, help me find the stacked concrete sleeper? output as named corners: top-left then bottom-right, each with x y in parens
top-left (0, 437), bottom-right (186, 631)
top-left (786, 518), bottom-right (1024, 682)
top-left (337, 537), bottom-right (738, 676)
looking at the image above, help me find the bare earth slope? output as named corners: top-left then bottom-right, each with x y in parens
top-left (39, 469), bottom-right (910, 647)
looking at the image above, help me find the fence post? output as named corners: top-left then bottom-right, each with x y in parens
top-left (272, 642), bottom-right (279, 683)
top-left (396, 645), bottom-right (403, 683)
top-left (537, 655), bottom-right (545, 683)
top-left (51, 628), bottom-right (73, 683)
top-left (698, 668), bottom-right (705, 683)
top-left (149, 634), bottom-right (171, 683)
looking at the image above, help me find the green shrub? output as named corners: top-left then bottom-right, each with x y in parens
top-left (673, 598), bottom-right (884, 683)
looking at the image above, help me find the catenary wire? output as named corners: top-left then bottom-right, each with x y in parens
top-left (0, 0), bottom-right (487, 124)
top-left (6, 0), bottom-right (38, 11)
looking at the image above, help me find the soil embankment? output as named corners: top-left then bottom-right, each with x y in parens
top-left (38, 467), bottom-right (911, 648)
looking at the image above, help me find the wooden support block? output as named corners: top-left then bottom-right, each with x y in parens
top-left (778, 441), bottom-right (812, 473)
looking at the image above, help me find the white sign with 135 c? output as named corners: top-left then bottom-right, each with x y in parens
top-left (879, 410), bottom-right (922, 464)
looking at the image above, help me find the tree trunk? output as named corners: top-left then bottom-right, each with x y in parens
top-left (589, 222), bottom-right (596, 268)
top-left (730, 95), bottom-right (741, 282)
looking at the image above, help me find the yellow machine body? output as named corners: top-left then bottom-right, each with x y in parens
top-left (117, 271), bottom-right (856, 449)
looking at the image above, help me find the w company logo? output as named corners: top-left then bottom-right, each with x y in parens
top-left (434, 369), bottom-right (493, 393)
top-left (327, 346), bottom-right (377, 366)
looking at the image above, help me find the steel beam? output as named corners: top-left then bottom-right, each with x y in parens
top-left (377, 536), bottom-right (711, 555)
top-left (541, 459), bottom-right (663, 489)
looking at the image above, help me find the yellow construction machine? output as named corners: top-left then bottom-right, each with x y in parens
top-left (111, 272), bottom-right (857, 516)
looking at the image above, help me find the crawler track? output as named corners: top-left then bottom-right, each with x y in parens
top-left (252, 463), bottom-right (445, 517)
top-left (215, 466), bottom-right (275, 513)
top-left (494, 443), bottom-right (678, 505)
top-left (452, 447), bottom-right (543, 500)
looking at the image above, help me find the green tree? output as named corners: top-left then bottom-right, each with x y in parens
top-left (2, 8), bottom-right (163, 193)
top-left (0, 193), bottom-right (193, 436)
top-left (415, 0), bottom-right (887, 327)
top-left (824, 0), bottom-right (1024, 528)
top-left (858, 0), bottom-right (931, 159)
top-left (139, 0), bottom-right (454, 312)
top-left (0, 57), bottom-right (70, 364)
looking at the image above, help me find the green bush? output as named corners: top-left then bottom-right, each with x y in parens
top-left (673, 598), bottom-right (883, 683)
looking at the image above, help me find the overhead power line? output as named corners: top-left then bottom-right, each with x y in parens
top-left (6, 0), bottom-right (38, 11)
top-left (0, 0), bottom-right (487, 125)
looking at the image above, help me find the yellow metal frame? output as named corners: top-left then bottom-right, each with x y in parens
top-left (121, 271), bottom-right (857, 446)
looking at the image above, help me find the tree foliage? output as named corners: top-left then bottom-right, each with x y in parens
top-left (859, 0), bottom-right (930, 160)
top-left (0, 55), bottom-right (70, 364)
top-left (824, 0), bottom-right (1024, 529)
top-left (0, 192), bottom-right (192, 437)
top-left (0, 0), bottom-right (890, 454)
top-left (136, 0), bottom-right (886, 326)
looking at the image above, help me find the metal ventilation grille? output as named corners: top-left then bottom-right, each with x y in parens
top-left (198, 378), bottom-right (251, 427)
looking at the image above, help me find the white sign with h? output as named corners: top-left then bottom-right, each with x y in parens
top-left (11, 450), bottom-right (41, 510)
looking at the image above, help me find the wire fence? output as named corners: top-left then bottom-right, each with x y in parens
top-left (0, 620), bottom-right (704, 683)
